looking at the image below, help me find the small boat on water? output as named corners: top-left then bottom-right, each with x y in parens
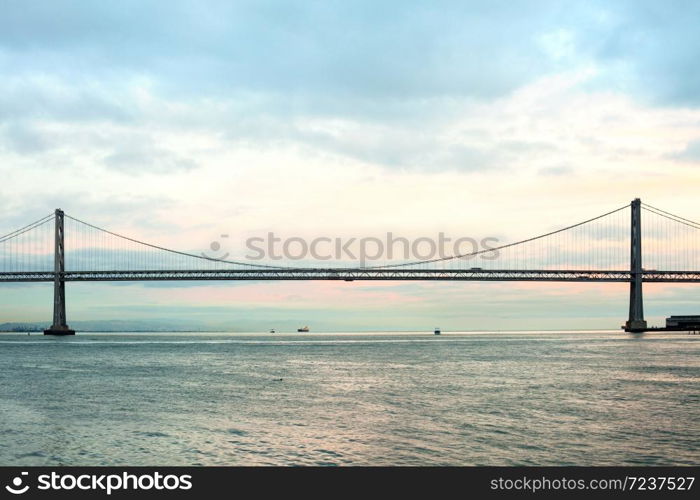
top-left (269, 329), bottom-right (275, 333)
top-left (434, 327), bottom-right (441, 335)
top-left (297, 326), bottom-right (310, 332)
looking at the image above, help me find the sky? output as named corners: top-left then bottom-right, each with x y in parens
top-left (1, 0), bottom-right (700, 331)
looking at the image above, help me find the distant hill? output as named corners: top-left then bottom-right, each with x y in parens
top-left (0, 322), bottom-right (46, 332)
top-left (0, 319), bottom-right (221, 332)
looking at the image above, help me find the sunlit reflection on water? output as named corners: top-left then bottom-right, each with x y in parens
top-left (0, 331), bottom-right (698, 465)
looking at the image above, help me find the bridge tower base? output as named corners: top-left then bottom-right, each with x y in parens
top-left (44, 328), bottom-right (75, 336)
top-left (44, 209), bottom-right (75, 336)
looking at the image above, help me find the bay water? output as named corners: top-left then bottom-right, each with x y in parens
top-left (0, 331), bottom-right (698, 466)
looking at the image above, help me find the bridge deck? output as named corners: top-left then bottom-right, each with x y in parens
top-left (2, 270), bottom-right (700, 282)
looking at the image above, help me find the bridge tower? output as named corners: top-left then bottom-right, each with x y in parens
top-left (44, 209), bottom-right (75, 335)
top-left (625, 198), bottom-right (647, 332)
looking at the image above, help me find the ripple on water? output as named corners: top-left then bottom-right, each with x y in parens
top-left (134, 431), bottom-right (170, 438)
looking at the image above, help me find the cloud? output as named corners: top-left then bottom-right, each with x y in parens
top-left (670, 139), bottom-right (700, 163)
top-left (590, 0), bottom-right (700, 106)
top-left (102, 139), bottom-right (197, 174)
top-left (0, 1), bottom-right (562, 100)
top-left (1, 0), bottom-right (699, 175)
top-left (1, 1), bottom-right (698, 128)
top-left (0, 122), bottom-right (52, 154)
top-left (0, 73), bottom-right (134, 123)
top-left (538, 166), bottom-right (574, 176)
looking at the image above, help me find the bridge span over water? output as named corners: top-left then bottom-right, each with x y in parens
top-left (1, 199), bottom-right (698, 334)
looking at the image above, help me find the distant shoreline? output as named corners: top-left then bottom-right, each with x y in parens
top-left (1, 328), bottom-right (631, 334)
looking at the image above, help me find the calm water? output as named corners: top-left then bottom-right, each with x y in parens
top-left (0, 331), bottom-right (698, 466)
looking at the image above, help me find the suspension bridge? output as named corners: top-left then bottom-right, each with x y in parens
top-left (1, 198), bottom-right (699, 335)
